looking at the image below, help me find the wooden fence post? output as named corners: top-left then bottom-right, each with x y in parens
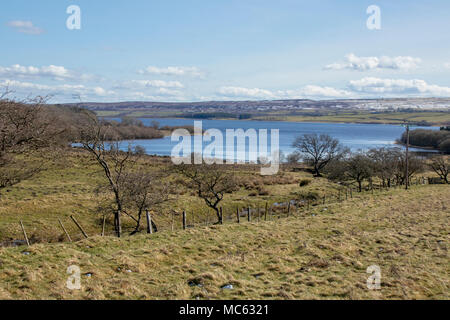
top-left (236, 207), bottom-right (240, 223)
top-left (171, 212), bottom-right (175, 231)
top-left (146, 210), bottom-right (153, 234)
top-left (182, 211), bottom-right (187, 230)
top-left (247, 206), bottom-right (251, 222)
top-left (219, 207), bottom-right (223, 225)
top-left (323, 196), bottom-right (326, 205)
top-left (287, 202), bottom-right (291, 216)
top-left (101, 215), bottom-right (106, 237)
top-left (58, 218), bottom-right (72, 242)
top-left (70, 215), bottom-right (88, 239)
top-left (19, 221), bottom-right (30, 246)
top-left (264, 202), bottom-right (268, 221)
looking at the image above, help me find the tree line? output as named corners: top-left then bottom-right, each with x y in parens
top-left (399, 127), bottom-right (450, 154)
top-left (289, 133), bottom-right (449, 190)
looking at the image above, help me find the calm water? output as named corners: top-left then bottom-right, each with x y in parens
top-left (105, 118), bottom-right (437, 160)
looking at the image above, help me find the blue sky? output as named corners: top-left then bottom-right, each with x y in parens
top-left (1, 0), bottom-right (450, 103)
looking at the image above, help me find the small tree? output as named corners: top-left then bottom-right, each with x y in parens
top-left (326, 152), bottom-right (374, 192)
top-left (173, 162), bottom-right (235, 224)
top-left (393, 152), bottom-right (424, 186)
top-left (429, 156), bottom-right (449, 184)
top-left (292, 134), bottom-right (348, 177)
top-left (77, 113), bottom-right (137, 237)
top-left (121, 171), bottom-right (173, 234)
top-left (368, 147), bottom-right (399, 188)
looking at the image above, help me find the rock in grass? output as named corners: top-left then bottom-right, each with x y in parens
top-left (221, 284), bottom-right (233, 290)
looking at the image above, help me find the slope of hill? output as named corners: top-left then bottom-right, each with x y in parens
top-left (0, 184), bottom-right (448, 300)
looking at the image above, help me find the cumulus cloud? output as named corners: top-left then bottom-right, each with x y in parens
top-left (325, 54), bottom-right (421, 71)
top-left (127, 79), bottom-right (184, 89)
top-left (7, 20), bottom-right (44, 35)
top-left (0, 64), bottom-right (88, 81)
top-left (348, 77), bottom-right (450, 96)
top-left (218, 85), bottom-right (352, 100)
top-left (218, 86), bottom-right (276, 99)
top-left (0, 79), bottom-right (114, 97)
top-left (283, 86), bottom-right (352, 99)
top-left (138, 66), bottom-right (204, 78)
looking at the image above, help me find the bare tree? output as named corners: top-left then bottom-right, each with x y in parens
top-left (0, 92), bottom-right (60, 197)
top-left (121, 171), bottom-right (173, 234)
top-left (429, 156), bottom-right (449, 184)
top-left (393, 152), bottom-right (424, 186)
top-left (292, 134), bottom-right (348, 177)
top-left (326, 152), bottom-right (374, 192)
top-left (368, 147), bottom-right (399, 188)
top-left (77, 113), bottom-right (137, 237)
top-left (78, 114), bottom-right (172, 236)
top-left (173, 162), bottom-right (235, 224)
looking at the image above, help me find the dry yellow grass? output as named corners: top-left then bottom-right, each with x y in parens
top-left (0, 184), bottom-right (448, 300)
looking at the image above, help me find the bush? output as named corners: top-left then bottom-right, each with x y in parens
top-left (400, 129), bottom-right (450, 153)
top-left (295, 191), bottom-right (320, 201)
top-left (299, 179), bottom-right (311, 187)
top-left (438, 139), bottom-right (450, 154)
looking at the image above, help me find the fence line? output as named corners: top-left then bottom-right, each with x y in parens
top-left (15, 176), bottom-right (431, 244)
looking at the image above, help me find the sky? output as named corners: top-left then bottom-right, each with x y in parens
top-left (1, 0), bottom-right (450, 103)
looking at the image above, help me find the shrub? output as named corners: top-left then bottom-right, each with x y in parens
top-left (438, 139), bottom-right (450, 154)
top-left (299, 179), bottom-right (311, 187)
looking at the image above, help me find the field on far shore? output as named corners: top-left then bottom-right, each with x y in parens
top-left (93, 110), bottom-right (450, 126)
top-left (254, 111), bottom-right (450, 126)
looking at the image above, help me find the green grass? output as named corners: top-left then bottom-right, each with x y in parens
top-left (0, 184), bottom-right (448, 299)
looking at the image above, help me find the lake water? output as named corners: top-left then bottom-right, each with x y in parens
top-left (105, 118), bottom-right (437, 160)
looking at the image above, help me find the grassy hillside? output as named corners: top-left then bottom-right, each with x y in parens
top-left (0, 184), bottom-right (448, 300)
top-left (0, 150), bottom-right (350, 243)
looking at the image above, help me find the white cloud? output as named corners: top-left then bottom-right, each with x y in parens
top-left (0, 79), bottom-right (114, 97)
top-left (138, 66), bottom-right (204, 78)
top-left (218, 85), bottom-right (352, 100)
top-left (218, 87), bottom-right (276, 99)
top-left (7, 20), bottom-right (44, 35)
top-left (282, 86), bottom-right (352, 99)
top-left (0, 64), bottom-right (87, 81)
top-left (445, 63), bottom-right (450, 69)
top-left (325, 54), bottom-right (421, 71)
top-left (348, 77), bottom-right (450, 96)
top-left (127, 79), bottom-right (184, 89)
